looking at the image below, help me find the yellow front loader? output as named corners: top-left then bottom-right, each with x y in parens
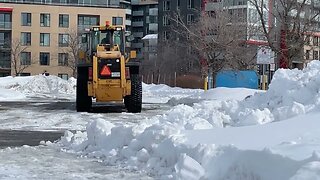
top-left (76, 23), bottom-right (142, 113)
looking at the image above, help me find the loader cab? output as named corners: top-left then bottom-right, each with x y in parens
top-left (90, 26), bottom-right (125, 55)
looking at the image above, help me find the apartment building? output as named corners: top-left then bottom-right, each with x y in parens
top-left (158, 0), bottom-right (202, 42)
top-left (131, 0), bottom-right (158, 60)
top-left (158, 0), bottom-right (202, 74)
top-left (0, 1), bottom-right (125, 78)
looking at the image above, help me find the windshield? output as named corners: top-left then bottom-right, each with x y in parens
top-left (91, 30), bottom-right (124, 52)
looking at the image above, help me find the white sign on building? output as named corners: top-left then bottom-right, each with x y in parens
top-left (257, 47), bottom-right (275, 64)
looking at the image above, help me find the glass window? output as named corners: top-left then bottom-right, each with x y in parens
top-left (313, 37), bottom-right (319, 46)
top-left (58, 34), bottom-right (69, 47)
top-left (78, 15), bottom-right (100, 30)
top-left (40, 33), bottom-right (50, 46)
top-left (163, 16), bottom-right (170, 26)
top-left (59, 14), bottom-right (69, 28)
top-left (187, 14), bottom-right (194, 25)
top-left (21, 32), bottom-right (31, 46)
top-left (40, 52), bottom-right (50, 65)
top-left (112, 17), bottom-right (123, 25)
top-left (21, 13), bottom-right (31, 26)
top-left (58, 73), bottom-right (69, 80)
top-left (78, 15), bottom-right (99, 26)
top-left (0, 32), bottom-right (11, 47)
top-left (0, 13), bottom-right (11, 29)
top-left (163, 31), bottom-right (170, 41)
top-left (58, 53), bottom-right (68, 66)
top-left (20, 52), bottom-right (31, 65)
top-left (40, 13), bottom-right (50, 27)
top-left (188, 0), bottom-right (195, 9)
top-left (17, 73), bottom-right (31, 76)
top-left (163, 1), bottom-right (170, 11)
top-left (313, 50), bottom-right (319, 60)
top-left (306, 50), bottom-right (310, 60)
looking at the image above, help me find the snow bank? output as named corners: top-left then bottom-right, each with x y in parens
top-left (163, 60), bottom-right (320, 127)
top-left (142, 83), bottom-right (203, 103)
top-left (54, 60), bottom-right (320, 179)
top-left (0, 75), bottom-right (76, 100)
top-left (58, 113), bottom-right (320, 179)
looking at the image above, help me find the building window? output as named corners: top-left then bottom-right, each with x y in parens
top-left (163, 31), bottom-right (170, 41)
top-left (58, 73), bottom-right (69, 80)
top-left (21, 13), bottom-right (31, 26)
top-left (163, 16), bottom-right (170, 26)
top-left (21, 32), bottom-right (31, 46)
top-left (305, 36), bottom-right (311, 45)
top-left (163, 1), bottom-right (170, 11)
top-left (306, 50), bottom-right (310, 60)
top-left (188, 0), bottom-right (195, 9)
top-left (0, 13), bottom-right (11, 29)
top-left (313, 37), bottom-right (319, 46)
top-left (58, 53), bottom-right (68, 66)
top-left (78, 15), bottom-right (99, 29)
top-left (17, 73), bottom-right (31, 76)
top-left (313, 50), bottom-right (319, 60)
top-left (58, 34), bottom-right (69, 47)
top-left (40, 13), bottom-right (50, 27)
top-left (0, 51), bottom-right (11, 68)
top-left (112, 17), bottom-right (123, 25)
top-left (187, 14), bottom-right (194, 25)
top-left (40, 33), bottom-right (50, 46)
top-left (20, 52), bottom-right (31, 65)
top-left (40, 52), bottom-right (50, 65)
top-left (59, 14), bottom-right (69, 28)
top-left (0, 32), bottom-right (11, 47)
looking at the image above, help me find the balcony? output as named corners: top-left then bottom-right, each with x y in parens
top-left (131, 0), bottom-right (140, 5)
top-left (132, 21), bottom-right (143, 27)
top-left (149, 23), bottom-right (158, 32)
top-left (131, 42), bottom-right (143, 48)
top-left (149, 8), bottom-right (158, 16)
top-left (133, 32), bottom-right (144, 38)
top-left (125, 19), bottom-right (131, 26)
top-left (0, 22), bottom-right (12, 30)
top-left (205, 2), bottom-right (223, 11)
top-left (125, 9), bottom-right (132, 15)
top-left (132, 10), bottom-right (144, 16)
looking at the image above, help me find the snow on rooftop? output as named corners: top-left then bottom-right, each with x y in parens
top-left (142, 34), bottom-right (158, 40)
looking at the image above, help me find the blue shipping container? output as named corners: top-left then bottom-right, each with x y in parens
top-left (215, 70), bottom-right (258, 89)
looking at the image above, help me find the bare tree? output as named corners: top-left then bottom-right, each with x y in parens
top-left (249, 0), bottom-right (320, 68)
top-left (9, 39), bottom-right (35, 76)
top-left (58, 29), bottom-right (88, 77)
top-left (168, 9), bottom-right (257, 79)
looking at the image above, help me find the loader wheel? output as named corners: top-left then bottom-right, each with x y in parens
top-left (125, 74), bottom-right (142, 113)
top-left (76, 66), bottom-right (92, 112)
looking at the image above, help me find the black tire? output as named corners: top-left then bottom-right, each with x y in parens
top-left (125, 74), bottom-right (142, 113)
top-left (76, 66), bottom-right (92, 112)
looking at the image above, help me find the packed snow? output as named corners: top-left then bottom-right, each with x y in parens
top-left (2, 61), bottom-right (320, 179)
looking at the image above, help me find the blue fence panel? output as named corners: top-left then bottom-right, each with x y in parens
top-left (215, 70), bottom-right (258, 89)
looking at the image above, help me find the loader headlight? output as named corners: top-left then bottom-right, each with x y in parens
top-left (116, 59), bottom-right (119, 63)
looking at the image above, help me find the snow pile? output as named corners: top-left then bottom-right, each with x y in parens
top-left (56, 61), bottom-right (320, 179)
top-left (0, 75), bottom-right (76, 100)
top-left (161, 61), bottom-right (320, 126)
top-left (58, 113), bottom-right (320, 179)
top-left (142, 83), bottom-right (203, 103)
